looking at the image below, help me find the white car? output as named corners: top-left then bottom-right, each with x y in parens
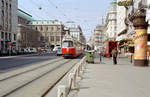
top-left (53, 46), bottom-right (60, 52)
top-left (30, 48), bottom-right (37, 53)
top-left (56, 47), bottom-right (62, 56)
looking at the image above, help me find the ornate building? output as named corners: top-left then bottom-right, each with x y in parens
top-left (93, 25), bottom-right (104, 50)
top-left (116, 0), bottom-right (127, 41)
top-left (69, 25), bottom-right (86, 44)
top-left (17, 9), bottom-right (41, 49)
top-left (105, 0), bottom-right (117, 40)
top-left (29, 20), bottom-right (65, 49)
top-left (0, 0), bottom-right (18, 55)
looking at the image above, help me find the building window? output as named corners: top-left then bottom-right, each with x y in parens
top-left (56, 36), bottom-right (60, 42)
top-left (40, 26), bottom-right (43, 31)
top-left (51, 27), bottom-right (54, 31)
top-left (6, 2), bottom-right (8, 8)
top-left (9, 4), bottom-right (11, 9)
top-left (57, 26), bottom-right (61, 31)
top-left (46, 26), bottom-right (48, 31)
top-left (114, 26), bottom-right (117, 31)
top-left (5, 33), bottom-right (8, 40)
top-left (14, 34), bottom-right (16, 41)
top-left (51, 36), bottom-right (54, 41)
top-left (2, 0), bottom-right (4, 7)
top-left (9, 33), bottom-right (11, 40)
top-left (1, 32), bottom-right (4, 39)
top-left (2, 10), bottom-right (4, 17)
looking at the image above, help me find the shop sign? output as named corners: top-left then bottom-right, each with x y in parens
top-left (118, 0), bottom-right (133, 6)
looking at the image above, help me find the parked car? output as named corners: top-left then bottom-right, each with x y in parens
top-left (57, 47), bottom-right (62, 56)
top-left (30, 48), bottom-right (37, 53)
top-left (24, 48), bottom-right (30, 53)
top-left (18, 48), bottom-right (25, 54)
top-left (53, 46), bottom-right (61, 52)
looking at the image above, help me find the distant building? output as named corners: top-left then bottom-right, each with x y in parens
top-left (29, 20), bottom-right (65, 49)
top-left (87, 36), bottom-right (94, 50)
top-left (0, 0), bottom-right (18, 55)
top-left (17, 9), bottom-right (41, 49)
top-left (93, 25), bottom-right (104, 49)
top-left (69, 25), bottom-right (86, 44)
top-left (105, 0), bottom-right (117, 40)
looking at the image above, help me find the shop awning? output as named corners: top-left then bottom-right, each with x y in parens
top-left (119, 38), bottom-right (134, 47)
top-left (119, 38), bottom-right (133, 42)
top-left (128, 44), bottom-right (134, 47)
top-left (118, 29), bottom-right (127, 36)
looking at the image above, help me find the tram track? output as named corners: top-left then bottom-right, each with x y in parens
top-left (0, 57), bottom-right (63, 82)
top-left (0, 60), bottom-right (70, 97)
top-left (0, 58), bottom-right (72, 97)
top-left (0, 55), bottom-right (58, 74)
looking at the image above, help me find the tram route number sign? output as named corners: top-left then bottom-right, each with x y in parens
top-left (118, 0), bottom-right (133, 6)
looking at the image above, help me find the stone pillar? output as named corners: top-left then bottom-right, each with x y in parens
top-left (133, 11), bottom-right (148, 66)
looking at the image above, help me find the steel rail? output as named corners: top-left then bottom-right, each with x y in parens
top-left (1, 59), bottom-right (72, 97)
top-left (0, 58), bottom-right (63, 82)
top-left (41, 60), bottom-right (78, 97)
top-left (0, 56), bottom-right (58, 74)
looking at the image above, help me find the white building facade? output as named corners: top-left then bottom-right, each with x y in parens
top-left (0, 0), bottom-right (18, 55)
top-left (93, 25), bottom-right (104, 50)
top-left (29, 20), bottom-right (65, 48)
top-left (116, 0), bottom-right (127, 41)
top-left (105, 0), bottom-right (117, 40)
top-left (69, 25), bottom-right (86, 44)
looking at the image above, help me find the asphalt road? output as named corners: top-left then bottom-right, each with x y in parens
top-left (0, 53), bottom-right (84, 97)
top-left (0, 53), bottom-right (58, 72)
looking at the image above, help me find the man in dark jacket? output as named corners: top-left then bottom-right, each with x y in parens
top-left (112, 48), bottom-right (117, 64)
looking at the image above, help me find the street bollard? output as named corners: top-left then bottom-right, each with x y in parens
top-left (77, 66), bottom-right (82, 80)
top-left (58, 85), bottom-right (68, 97)
top-left (68, 73), bottom-right (76, 90)
top-left (80, 63), bottom-right (84, 75)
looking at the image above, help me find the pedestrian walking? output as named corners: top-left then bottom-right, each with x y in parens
top-left (99, 48), bottom-right (103, 62)
top-left (112, 48), bottom-right (117, 64)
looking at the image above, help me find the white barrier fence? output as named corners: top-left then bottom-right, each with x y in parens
top-left (57, 56), bottom-right (86, 97)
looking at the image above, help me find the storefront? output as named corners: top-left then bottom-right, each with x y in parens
top-left (118, 38), bottom-right (134, 54)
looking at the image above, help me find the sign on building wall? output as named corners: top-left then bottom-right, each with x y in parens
top-left (118, 0), bottom-right (133, 6)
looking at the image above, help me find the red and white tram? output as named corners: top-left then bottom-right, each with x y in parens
top-left (62, 35), bottom-right (83, 58)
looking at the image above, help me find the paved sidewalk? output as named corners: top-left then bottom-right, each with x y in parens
top-left (71, 54), bottom-right (150, 97)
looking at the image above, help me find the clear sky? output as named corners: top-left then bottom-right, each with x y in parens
top-left (18, 0), bottom-right (112, 40)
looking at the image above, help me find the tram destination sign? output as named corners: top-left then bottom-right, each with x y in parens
top-left (118, 0), bottom-right (133, 6)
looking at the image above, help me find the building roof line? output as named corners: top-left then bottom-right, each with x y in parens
top-left (18, 9), bottom-right (32, 17)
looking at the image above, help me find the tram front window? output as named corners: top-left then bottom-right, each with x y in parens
top-left (62, 41), bottom-right (73, 47)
